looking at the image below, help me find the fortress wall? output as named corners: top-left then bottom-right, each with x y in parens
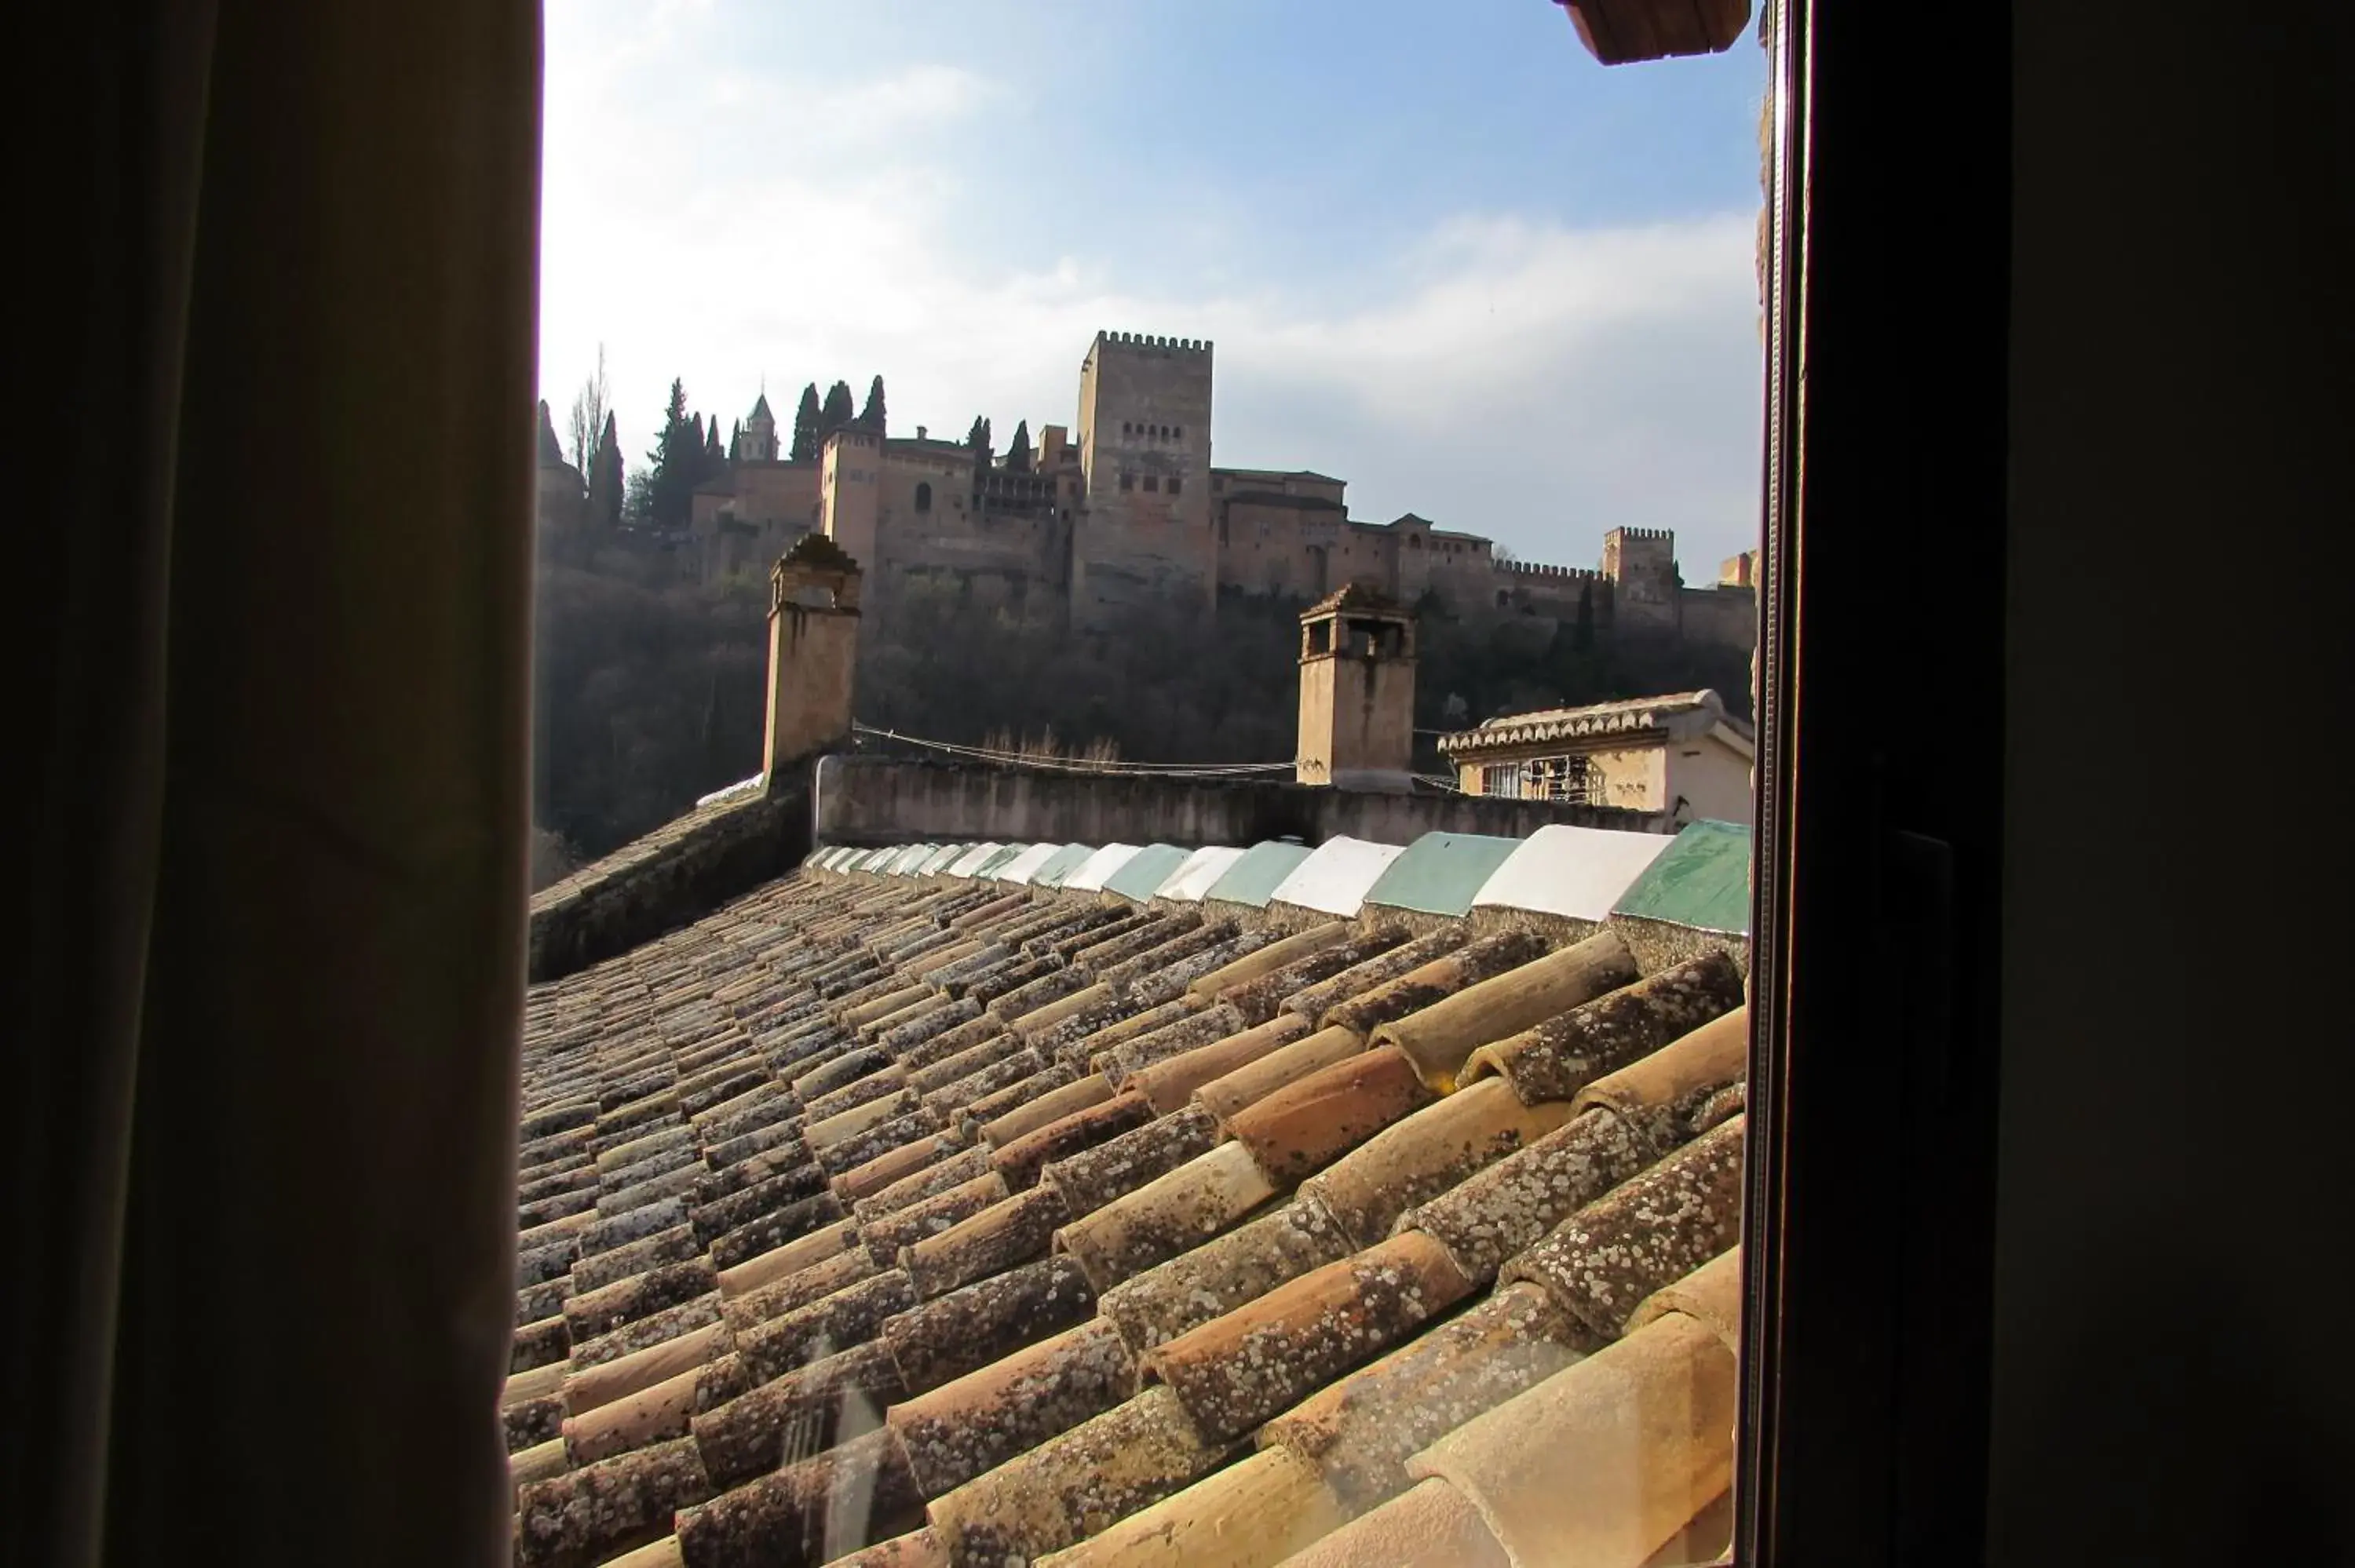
top-left (1676, 584), bottom-right (1758, 655)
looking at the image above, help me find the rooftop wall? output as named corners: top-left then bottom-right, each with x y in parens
top-left (811, 755), bottom-right (1673, 849)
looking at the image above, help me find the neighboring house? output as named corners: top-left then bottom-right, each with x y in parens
top-left (1438, 688), bottom-right (1756, 826)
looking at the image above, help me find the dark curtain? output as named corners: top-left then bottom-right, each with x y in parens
top-left (6, 4), bottom-right (541, 1565)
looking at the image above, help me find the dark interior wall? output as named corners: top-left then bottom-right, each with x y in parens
top-left (1996, 2), bottom-right (2353, 1559)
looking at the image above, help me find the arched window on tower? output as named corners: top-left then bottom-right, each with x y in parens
top-left (915, 482), bottom-right (932, 512)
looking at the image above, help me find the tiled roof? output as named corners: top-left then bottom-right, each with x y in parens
top-left (990, 844), bottom-right (1068, 886)
top-left (503, 819), bottom-right (1751, 1568)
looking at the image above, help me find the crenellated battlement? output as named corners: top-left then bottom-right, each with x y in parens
top-left (1095, 330), bottom-right (1214, 356)
top-left (1499, 560), bottom-right (1604, 582)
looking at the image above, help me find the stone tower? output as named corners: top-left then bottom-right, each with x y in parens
top-left (818, 425), bottom-right (885, 582)
top-left (764, 534), bottom-right (861, 775)
top-left (1295, 585), bottom-right (1417, 793)
top-left (739, 391), bottom-right (780, 462)
top-left (1601, 526), bottom-right (1681, 637)
top-left (1073, 330), bottom-right (1215, 627)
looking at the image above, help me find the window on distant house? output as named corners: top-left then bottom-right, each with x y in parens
top-left (914, 482), bottom-right (931, 512)
top-left (1119, 473), bottom-right (1134, 491)
top-left (1144, 476), bottom-right (1159, 492)
top-left (1169, 477), bottom-right (1181, 494)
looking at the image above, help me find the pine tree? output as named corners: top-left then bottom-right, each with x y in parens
top-left (1006, 419), bottom-right (1032, 474)
top-left (589, 410), bottom-right (623, 530)
top-left (535, 399), bottom-right (566, 466)
top-left (644, 378), bottom-right (702, 530)
top-left (790, 384), bottom-right (822, 461)
top-left (820, 381), bottom-right (856, 443)
top-left (860, 374), bottom-right (887, 433)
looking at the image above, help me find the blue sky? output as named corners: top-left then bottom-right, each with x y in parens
top-left (540, 0), bottom-right (1767, 574)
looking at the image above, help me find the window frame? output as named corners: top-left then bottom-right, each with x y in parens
top-left (1738, 2), bottom-right (2009, 1564)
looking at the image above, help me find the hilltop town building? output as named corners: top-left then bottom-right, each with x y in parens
top-left (1440, 688), bottom-right (1755, 826)
top-left (680, 330), bottom-right (1755, 660)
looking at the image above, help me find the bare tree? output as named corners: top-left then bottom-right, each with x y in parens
top-left (568, 343), bottom-right (609, 473)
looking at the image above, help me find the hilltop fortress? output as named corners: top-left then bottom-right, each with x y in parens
top-left (677, 330), bottom-right (1756, 655)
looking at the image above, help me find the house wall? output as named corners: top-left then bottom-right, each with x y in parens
top-left (1663, 733), bottom-right (1754, 825)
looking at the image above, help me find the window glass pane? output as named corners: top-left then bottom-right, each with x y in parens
top-left (525, 7), bottom-right (1768, 1566)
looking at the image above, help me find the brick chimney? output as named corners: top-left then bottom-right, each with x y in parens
top-left (1296, 585), bottom-right (1416, 793)
top-left (764, 533), bottom-right (862, 779)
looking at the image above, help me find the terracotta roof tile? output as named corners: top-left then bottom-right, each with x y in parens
top-left (497, 827), bottom-right (1754, 1566)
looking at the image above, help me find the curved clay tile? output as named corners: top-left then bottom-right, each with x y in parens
top-left (821, 1107), bottom-right (945, 1176)
top-left (721, 1242), bottom-right (878, 1333)
top-left (1625, 1245), bottom-right (1740, 1350)
top-left (1568, 1006), bottom-right (1750, 1141)
top-left (834, 1129), bottom-right (972, 1204)
top-left (709, 1189), bottom-right (848, 1271)
top-left (714, 1216), bottom-right (859, 1298)
top-left (690, 1164), bottom-right (829, 1246)
top-left (879, 1253), bottom-right (1097, 1393)
top-left (842, 984), bottom-right (935, 1032)
top-left (1272, 1474), bottom-right (1509, 1568)
top-left (1092, 917), bottom-right (1239, 986)
top-left (689, 1337), bottom-right (907, 1489)
top-left (1277, 928), bottom-right (1470, 1030)
top-left (1027, 989), bottom-right (1171, 1067)
top-left (851, 1145), bottom-right (992, 1222)
top-left (825, 1524), bottom-right (947, 1566)
top-left (515, 1431), bottom-right (715, 1566)
top-left (564, 1318), bottom-right (732, 1420)
top-left (571, 1291), bottom-right (725, 1371)
top-left (1214, 926), bottom-right (1411, 1026)
top-left (798, 1065), bottom-right (911, 1129)
top-left (875, 996), bottom-right (982, 1058)
top-left (1464, 951), bottom-right (1743, 1105)
top-left (1124, 1014), bottom-right (1312, 1115)
top-left (986, 965), bottom-right (1094, 1023)
top-left (1010, 981), bottom-right (1125, 1045)
top-left (918, 1047), bottom-right (1049, 1118)
top-left (1193, 1023), bottom-right (1367, 1125)
top-left (1094, 1002), bottom-right (1242, 1087)
top-left (1145, 1229), bottom-right (1474, 1442)
top-left (1225, 1044), bottom-right (1439, 1187)
top-left (794, 1045), bottom-right (891, 1103)
top-left (1030, 1442), bottom-right (1348, 1568)
top-left (674, 1424), bottom-right (923, 1567)
top-left (1396, 1103), bottom-right (1650, 1282)
top-left (1318, 931), bottom-right (1549, 1040)
top-left (991, 1092), bottom-right (1158, 1192)
top-left (1051, 1140), bottom-right (1278, 1293)
top-left (735, 1266), bottom-right (917, 1385)
top-left (1039, 1103), bottom-right (1224, 1217)
top-left (902, 1030), bottom-right (1026, 1098)
top-left (1064, 996), bottom-right (1206, 1063)
top-left (1406, 1306), bottom-right (1738, 1568)
top-left (1262, 1279), bottom-right (1582, 1511)
top-left (922, 1385), bottom-right (1229, 1566)
top-left (1373, 928), bottom-right (1641, 1093)
top-left (1501, 1115), bottom-right (1745, 1347)
top-left (564, 1256), bottom-right (721, 1342)
top-left (1185, 919), bottom-right (1353, 1001)
top-left (1096, 1193), bottom-right (1353, 1352)
top-left (856, 1172), bottom-right (1008, 1265)
top-left (1065, 910), bottom-right (1199, 974)
top-left (1123, 928), bottom-right (1283, 1010)
top-left (980, 1070), bottom-right (1115, 1148)
top-left (958, 1062), bottom-right (1082, 1136)
top-left (560, 1344), bottom-right (751, 1467)
top-left (1300, 1076), bottom-right (1580, 1250)
top-left (886, 1317), bottom-right (1141, 1497)
top-left (900, 1182), bottom-right (1068, 1300)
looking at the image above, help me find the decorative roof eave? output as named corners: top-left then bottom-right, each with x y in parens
top-left (1438, 711), bottom-right (1672, 757)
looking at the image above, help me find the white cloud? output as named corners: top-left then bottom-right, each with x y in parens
top-left (537, 4), bottom-right (1763, 577)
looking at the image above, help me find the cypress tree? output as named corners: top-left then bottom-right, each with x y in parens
top-left (820, 380), bottom-right (856, 443)
top-left (1005, 419), bottom-right (1032, 473)
top-left (588, 410), bottom-right (623, 529)
top-left (790, 384), bottom-right (822, 461)
top-left (535, 399), bottom-right (565, 466)
top-left (860, 374), bottom-right (887, 433)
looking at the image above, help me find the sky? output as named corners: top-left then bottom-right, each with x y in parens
top-left (539, 0), bottom-right (1768, 575)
